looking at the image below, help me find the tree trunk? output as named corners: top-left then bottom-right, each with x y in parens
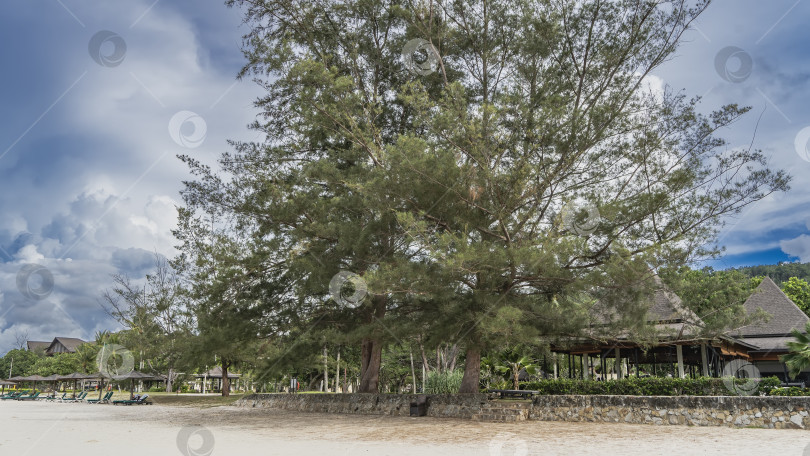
top-left (459, 347), bottom-right (481, 394)
top-left (410, 350), bottom-right (417, 393)
top-left (359, 340), bottom-right (382, 393)
top-left (334, 348), bottom-right (340, 392)
top-left (166, 367), bottom-right (174, 395)
top-left (323, 345), bottom-right (329, 392)
top-left (419, 338), bottom-right (431, 374)
top-left (513, 365), bottom-right (520, 390)
top-left (358, 295), bottom-right (386, 393)
top-left (448, 344), bottom-right (459, 371)
top-left (342, 366), bottom-right (347, 393)
top-left (221, 359), bottom-right (231, 397)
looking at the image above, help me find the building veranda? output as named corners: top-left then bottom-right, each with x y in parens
top-left (548, 277), bottom-right (809, 384)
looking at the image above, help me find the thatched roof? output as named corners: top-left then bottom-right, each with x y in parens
top-left (47, 337), bottom-right (86, 354)
top-left (26, 341), bottom-right (50, 351)
top-left (737, 277), bottom-right (809, 337)
top-left (195, 366), bottom-right (241, 379)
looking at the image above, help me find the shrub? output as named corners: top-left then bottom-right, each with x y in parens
top-left (519, 376), bottom-right (784, 396)
top-left (758, 376), bottom-right (782, 395)
top-left (425, 370), bottom-right (463, 394)
top-left (148, 386), bottom-right (166, 392)
top-left (769, 386), bottom-right (810, 396)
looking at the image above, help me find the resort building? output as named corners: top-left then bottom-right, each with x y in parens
top-left (549, 276), bottom-right (809, 383)
top-left (25, 337), bottom-right (86, 356)
top-left (731, 277), bottom-right (810, 381)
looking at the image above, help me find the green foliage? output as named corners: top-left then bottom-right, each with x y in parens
top-left (781, 321), bottom-right (810, 378)
top-left (769, 386), bottom-right (810, 396)
top-left (781, 277), bottom-right (810, 316)
top-left (758, 376), bottom-right (783, 395)
top-left (425, 370), bottom-right (463, 394)
top-left (658, 266), bottom-right (759, 333)
top-left (521, 376), bottom-right (784, 396)
top-left (31, 353), bottom-right (80, 376)
top-left (490, 347), bottom-right (540, 390)
top-left (0, 349), bottom-right (40, 378)
top-left (734, 263), bottom-right (810, 285)
top-left (176, 0), bottom-right (791, 393)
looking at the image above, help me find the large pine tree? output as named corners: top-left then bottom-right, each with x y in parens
top-left (179, 0), bottom-right (789, 393)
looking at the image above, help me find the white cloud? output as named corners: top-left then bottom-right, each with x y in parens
top-left (781, 235), bottom-right (810, 262)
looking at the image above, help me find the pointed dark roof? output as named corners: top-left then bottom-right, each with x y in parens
top-left (26, 341), bottom-right (50, 351)
top-left (584, 274), bottom-right (704, 340)
top-left (47, 337), bottom-right (86, 354)
top-left (649, 276), bottom-right (701, 324)
top-left (739, 277), bottom-right (809, 337)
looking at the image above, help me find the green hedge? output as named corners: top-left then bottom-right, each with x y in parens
top-left (519, 376), bottom-right (784, 396)
top-left (769, 386), bottom-right (810, 396)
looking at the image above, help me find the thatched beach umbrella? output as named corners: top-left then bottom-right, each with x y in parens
top-left (16, 374), bottom-right (47, 391)
top-left (114, 371), bottom-right (158, 400)
top-left (58, 372), bottom-right (99, 398)
top-left (40, 374), bottom-right (61, 396)
top-left (0, 379), bottom-right (15, 395)
top-left (83, 372), bottom-right (113, 401)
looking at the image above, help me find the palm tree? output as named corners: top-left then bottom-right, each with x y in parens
top-left (781, 321), bottom-right (810, 379)
top-left (75, 344), bottom-right (99, 373)
top-left (495, 350), bottom-right (539, 390)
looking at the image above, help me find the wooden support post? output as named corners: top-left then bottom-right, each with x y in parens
top-left (635, 348), bottom-right (640, 377)
top-left (553, 353), bottom-right (558, 379)
top-left (615, 347), bottom-right (621, 380)
top-left (601, 351), bottom-right (606, 380)
top-left (676, 345), bottom-right (685, 378)
top-left (582, 355), bottom-right (589, 380)
top-left (701, 343), bottom-right (709, 377)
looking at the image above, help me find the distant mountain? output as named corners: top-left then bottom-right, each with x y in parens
top-left (731, 262), bottom-right (810, 286)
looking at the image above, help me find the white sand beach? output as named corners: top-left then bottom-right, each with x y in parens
top-left (1, 400), bottom-right (809, 456)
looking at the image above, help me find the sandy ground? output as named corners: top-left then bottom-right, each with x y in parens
top-left (1, 400), bottom-right (809, 456)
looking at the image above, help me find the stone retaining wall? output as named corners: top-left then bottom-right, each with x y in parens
top-left (237, 393), bottom-right (489, 419)
top-left (531, 395), bottom-right (810, 429)
top-left (236, 393), bottom-right (810, 429)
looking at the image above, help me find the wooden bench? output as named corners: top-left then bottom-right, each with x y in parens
top-left (487, 389), bottom-right (538, 399)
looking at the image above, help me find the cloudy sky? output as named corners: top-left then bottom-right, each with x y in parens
top-left (0, 1), bottom-right (808, 352)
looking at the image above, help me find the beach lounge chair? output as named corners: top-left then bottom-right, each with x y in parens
top-left (1, 391), bottom-right (24, 400)
top-left (62, 391), bottom-right (87, 402)
top-left (43, 392), bottom-right (68, 402)
top-left (87, 391), bottom-right (113, 404)
top-left (113, 393), bottom-right (150, 405)
top-left (17, 392), bottom-right (40, 401)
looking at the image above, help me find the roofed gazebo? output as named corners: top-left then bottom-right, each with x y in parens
top-left (549, 276), bottom-right (757, 380)
top-left (549, 276), bottom-right (810, 382)
top-left (195, 367), bottom-right (241, 393)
